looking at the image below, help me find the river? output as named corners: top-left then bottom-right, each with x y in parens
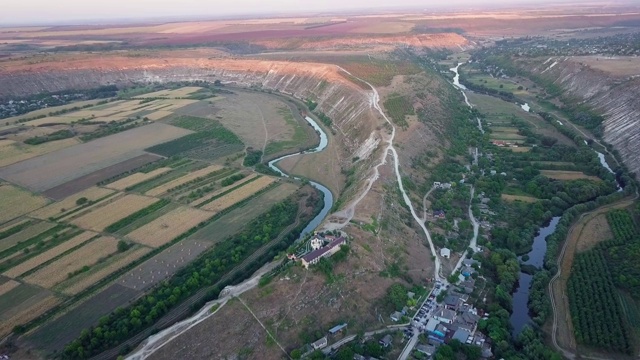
top-left (268, 116), bottom-right (334, 239)
top-left (510, 216), bottom-right (561, 336)
top-left (127, 116), bottom-right (333, 360)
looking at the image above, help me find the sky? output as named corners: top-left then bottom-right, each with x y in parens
top-left (1, 0), bottom-right (583, 25)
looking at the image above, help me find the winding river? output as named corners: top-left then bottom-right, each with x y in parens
top-left (268, 116), bottom-right (334, 239)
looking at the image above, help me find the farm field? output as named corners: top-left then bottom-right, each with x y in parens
top-left (145, 165), bottom-right (222, 196)
top-left (26, 284), bottom-right (140, 352)
top-left (0, 123), bottom-right (192, 192)
top-left (137, 87), bottom-right (202, 98)
top-left (190, 181), bottom-right (299, 242)
top-left (0, 294), bottom-right (60, 337)
top-left (126, 206), bottom-right (215, 248)
top-left (71, 194), bottom-right (160, 231)
top-left (57, 246), bottom-right (152, 295)
top-left (189, 173), bottom-right (259, 207)
top-left (118, 239), bottom-right (211, 292)
top-left (105, 167), bottom-right (172, 190)
top-left (3, 231), bottom-right (97, 278)
top-left (200, 176), bottom-right (277, 212)
top-left (0, 279), bottom-right (20, 296)
top-left (0, 184), bottom-right (48, 225)
top-left (43, 153), bottom-right (162, 200)
top-left (540, 170), bottom-right (601, 181)
top-left (30, 186), bottom-right (116, 219)
top-left (0, 221), bottom-right (56, 253)
top-left (23, 236), bottom-right (118, 289)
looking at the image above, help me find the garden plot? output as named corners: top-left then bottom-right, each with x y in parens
top-left (0, 184), bottom-right (48, 225)
top-left (118, 239), bottom-right (210, 292)
top-left (71, 194), bottom-right (160, 231)
top-left (201, 176), bottom-right (277, 212)
top-left (30, 186), bottom-right (116, 219)
top-left (105, 167), bottom-right (172, 190)
top-left (3, 231), bottom-right (98, 278)
top-left (145, 165), bottom-right (222, 196)
top-left (24, 236), bottom-right (118, 288)
top-left (126, 206), bottom-right (214, 248)
top-left (0, 123), bottom-right (192, 192)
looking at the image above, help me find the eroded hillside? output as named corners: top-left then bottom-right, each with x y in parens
top-left (525, 56), bottom-right (640, 178)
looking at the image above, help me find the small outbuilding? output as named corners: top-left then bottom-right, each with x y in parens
top-left (440, 248), bottom-right (451, 259)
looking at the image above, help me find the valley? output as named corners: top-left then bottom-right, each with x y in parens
top-left (0, 4), bottom-right (639, 360)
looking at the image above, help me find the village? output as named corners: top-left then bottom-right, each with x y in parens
top-left (286, 231), bottom-right (493, 360)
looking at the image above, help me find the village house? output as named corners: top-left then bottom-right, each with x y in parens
top-left (416, 344), bottom-right (436, 357)
top-left (440, 248), bottom-right (451, 259)
top-left (390, 311), bottom-right (403, 322)
top-left (434, 308), bottom-right (456, 324)
top-left (300, 236), bottom-right (346, 269)
top-left (311, 337), bottom-right (327, 350)
top-left (328, 323), bottom-right (347, 335)
top-left (433, 210), bottom-right (446, 219)
top-left (379, 334), bottom-right (393, 348)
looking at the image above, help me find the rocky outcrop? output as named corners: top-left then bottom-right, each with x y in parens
top-left (0, 52), bottom-right (379, 156)
top-left (530, 57), bottom-right (640, 179)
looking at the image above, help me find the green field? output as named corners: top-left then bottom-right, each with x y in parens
top-left (264, 106), bottom-right (311, 156)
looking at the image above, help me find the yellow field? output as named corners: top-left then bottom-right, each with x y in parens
top-left (3, 232), bottom-right (98, 278)
top-left (127, 207), bottom-right (215, 247)
top-left (139, 87), bottom-right (202, 98)
top-left (189, 173), bottom-right (258, 207)
top-left (59, 246), bottom-right (152, 295)
top-left (145, 110), bottom-right (173, 121)
top-left (201, 177), bottom-right (277, 212)
top-left (0, 184), bottom-right (48, 224)
top-left (22, 116), bottom-right (84, 127)
top-left (540, 170), bottom-right (601, 181)
top-left (105, 168), bottom-right (172, 191)
top-left (0, 138), bottom-right (80, 168)
top-left (30, 187), bottom-right (116, 219)
top-left (0, 280), bottom-right (20, 296)
top-left (57, 193), bottom-right (125, 222)
top-left (24, 236), bottom-right (118, 288)
top-left (71, 194), bottom-right (159, 231)
top-left (146, 165), bottom-right (223, 197)
top-left (501, 194), bottom-right (539, 203)
top-left (0, 295), bottom-right (60, 337)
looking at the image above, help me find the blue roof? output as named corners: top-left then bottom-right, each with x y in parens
top-left (328, 323), bottom-right (348, 334)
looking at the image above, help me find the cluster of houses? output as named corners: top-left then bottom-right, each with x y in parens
top-left (491, 140), bottom-right (520, 148)
top-left (288, 233), bottom-right (347, 269)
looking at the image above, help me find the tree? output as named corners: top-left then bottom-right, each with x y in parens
top-left (76, 197), bottom-right (89, 206)
top-left (117, 240), bottom-right (131, 253)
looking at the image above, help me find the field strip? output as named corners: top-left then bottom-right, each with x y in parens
top-left (105, 168), bottom-right (172, 190)
top-left (201, 177), bottom-right (277, 213)
top-left (540, 170), bottom-right (601, 181)
top-left (71, 194), bottom-right (160, 232)
top-left (146, 111), bottom-right (173, 121)
top-left (30, 187), bottom-right (116, 220)
top-left (145, 165), bottom-right (223, 197)
top-left (0, 184), bottom-right (49, 225)
top-left (24, 236), bottom-right (118, 288)
top-left (127, 207), bottom-right (215, 248)
top-left (59, 247), bottom-right (152, 295)
top-left (0, 221), bottom-right (56, 253)
top-left (190, 173), bottom-right (259, 207)
top-left (0, 279), bottom-right (20, 296)
top-left (57, 192), bottom-right (125, 222)
top-left (24, 116), bottom-right (84, 127)
top-left (3, 231), bottom-right (98, 278)
top-left (0, 295), bottom-right (60, 337)
top-left (0, 219), bottom-right (30, 236)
